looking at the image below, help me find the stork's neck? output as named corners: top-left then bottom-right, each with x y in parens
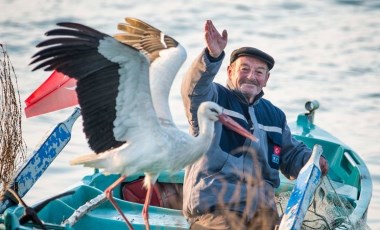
top-left (173, 115), bottom-right (215, 170)
top-left (195, 116), bottom-right (215, 153)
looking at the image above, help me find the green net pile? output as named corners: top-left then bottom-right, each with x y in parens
top-left (276, 177), bottom-right (370, 230)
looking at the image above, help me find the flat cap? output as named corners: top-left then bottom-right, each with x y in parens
top-left (230, 47), bottom-right (275, 70)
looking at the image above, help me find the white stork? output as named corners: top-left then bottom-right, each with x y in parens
top-left (30, 18), bottom-right (256, 230)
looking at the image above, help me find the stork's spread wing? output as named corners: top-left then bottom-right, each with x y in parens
top-left (114, 17), bottom-right (187, 123)
top-left (114, 17), bottom-right (178, 63)
top-left (30, 22), bottom-right (159, 153)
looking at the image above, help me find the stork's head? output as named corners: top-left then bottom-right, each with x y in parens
top-left (198, 101), bottom-right (257, 142)
top-left (198, 101), bottom-right (223, 122)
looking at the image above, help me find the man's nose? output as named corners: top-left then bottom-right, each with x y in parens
top-left (247, 71), bottom-right (256, 79)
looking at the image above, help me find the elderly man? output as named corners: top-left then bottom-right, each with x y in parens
top-left (181, 20), bottom-right (328, 230)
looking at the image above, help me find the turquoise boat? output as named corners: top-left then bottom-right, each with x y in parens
top-left (0, 101), bottom-right (372, 229)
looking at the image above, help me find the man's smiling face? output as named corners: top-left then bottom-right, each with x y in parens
top-left (227, 56), bottom-right (270, 103)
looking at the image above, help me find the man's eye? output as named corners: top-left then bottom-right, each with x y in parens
top-left (255, 70), bottom-right (264, 76)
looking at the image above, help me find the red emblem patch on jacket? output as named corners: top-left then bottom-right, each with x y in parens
top-left (272, 145), bottom-right (281, 165)
top-left (274, 145), bottom-right (281, 156)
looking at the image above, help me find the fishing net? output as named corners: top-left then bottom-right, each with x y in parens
top-left (276, 176), bottom-right (370, 230)
top-left (0, 44), bottom-right (27, 200)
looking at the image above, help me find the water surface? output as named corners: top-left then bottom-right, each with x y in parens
top-left (1, 0), bottom-right (379, 228)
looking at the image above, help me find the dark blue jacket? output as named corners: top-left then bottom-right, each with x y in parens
top-left (181, 49), bottom-right (311, 221)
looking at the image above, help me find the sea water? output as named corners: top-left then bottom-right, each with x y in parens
top-left (1, 0), bottom-right (379, 228)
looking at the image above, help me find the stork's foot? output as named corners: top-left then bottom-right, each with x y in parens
top-left (142, 205), bottom-right (150, 230)
top-left (142, 183), bottom-right (154, 230)
top-left (104, 175), bottom-right (134, 230)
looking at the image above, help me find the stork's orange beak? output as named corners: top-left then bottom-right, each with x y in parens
top-left (218, 114), bottom-right (257, 142)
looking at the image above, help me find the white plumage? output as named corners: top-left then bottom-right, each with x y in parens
top-left (30, 18), bottom-right (255, 230)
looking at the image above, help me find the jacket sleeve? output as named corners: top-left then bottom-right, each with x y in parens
top-left (279, 121), bottom-right (312, 179)
top-left (181, 48), bottom-right (225, 135)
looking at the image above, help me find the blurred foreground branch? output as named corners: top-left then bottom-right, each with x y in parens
top-left (0, 44), bottom-right (27, 198)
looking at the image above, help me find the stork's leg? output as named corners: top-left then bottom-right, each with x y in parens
top-left (104, 175), bottom-right (134, 230)
top-left (142, 183), bottom-right (153, 230)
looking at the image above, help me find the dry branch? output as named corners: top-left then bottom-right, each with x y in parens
top-left (0, 44), bottom-right (27, 198)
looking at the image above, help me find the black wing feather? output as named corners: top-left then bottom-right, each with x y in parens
top-left (30, 22), bottom-right (128, 153)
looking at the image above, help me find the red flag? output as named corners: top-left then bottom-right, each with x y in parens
top-left (25, 71), bottom-right (78, 118)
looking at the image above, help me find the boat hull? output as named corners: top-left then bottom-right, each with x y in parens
top-left (0, 102), bottom-right (372, 229)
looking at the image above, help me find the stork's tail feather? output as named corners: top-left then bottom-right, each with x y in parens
top-left (70, 153), bottom-right (108, 168)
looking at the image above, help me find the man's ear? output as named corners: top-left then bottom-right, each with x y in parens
top-left (227, 65), bottom-right (233, 81)
top-left (263, 72), bottom-right (270, 87)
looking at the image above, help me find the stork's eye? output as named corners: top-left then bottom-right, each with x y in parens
top-left (210, 108), bottom-right (218, 113)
